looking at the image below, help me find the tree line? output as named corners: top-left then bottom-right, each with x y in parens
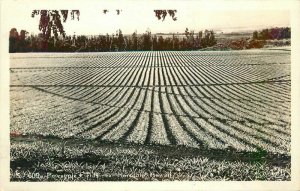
top-left (9, 28), bottom-right (217, 52)
top-left (252, 27), bottom-right (291, 40)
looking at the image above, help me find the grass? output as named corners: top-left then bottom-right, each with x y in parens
top-left (10, 135), bottom-right (290, 181)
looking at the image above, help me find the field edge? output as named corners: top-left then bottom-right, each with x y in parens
top-left (10, 136), bottom-right (291, 181)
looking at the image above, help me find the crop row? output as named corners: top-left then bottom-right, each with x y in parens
top-left (10, 51), bottom-right (291, 154)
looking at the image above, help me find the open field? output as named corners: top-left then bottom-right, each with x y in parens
top-left (10, 50), bottom-right (291, 181)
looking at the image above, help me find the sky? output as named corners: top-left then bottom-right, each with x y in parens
top-left (4, 0), bottom-right (291, 35)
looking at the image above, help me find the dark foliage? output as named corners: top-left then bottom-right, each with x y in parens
top-left (9, 28), bottom-right (217, 52)
top-left (31, 10), bottom-right (80, 40)
top-left (30, 10), bottom-right (80, 51)
top-left (252, 27), bottom-right (291, 40)
top-left (154, 10), bottom-right (177, 21)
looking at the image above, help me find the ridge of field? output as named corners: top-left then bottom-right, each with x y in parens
top-left (10, 50), bottom-right (291, 155)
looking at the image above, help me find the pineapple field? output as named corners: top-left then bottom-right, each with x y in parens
top-left (10, 50), bottom-right (291, 181)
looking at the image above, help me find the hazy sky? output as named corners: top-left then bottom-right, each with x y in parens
top-left (4, 0), bottom-right (290, 35)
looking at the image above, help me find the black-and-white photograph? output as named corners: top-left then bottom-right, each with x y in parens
top-left (1, 0), bottom-right (300, 190)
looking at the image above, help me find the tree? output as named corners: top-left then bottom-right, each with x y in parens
top-left (9, 28), bottom-right (19, 53)
top-left (172, 34), bottom-right (179, 50)
top-left (105, 34), bottom-right (111, 51)
top-left (282, 27), bottom-right (291, 39)
top-left (185, 28), bottom-right (189, 38)
top-left (260, 29), bottom-right (270, 40)
top-left (20, 30), bottom-right (28, 41)
top-left (10, 28), bottom-right (19, 38)
top-left (132, 31), bottom-right (138, 50)
top-left (184, 28), bottom-right (196, 50)
top-left (197, 31), bottom-right (203, 49)
top-left (142, 29), bottom-right (152, 51)
top-left (270, 28), bottom-right (280, 39)
top-left (201, 29), bottom-right (210, 48)
top-left (157, 36), bottom-right (164, 50)
top-left (19, 30), bottom-right (29, 52)
top-left (253, 31), bottom-right (258, 40)
top-left (255, 27), bottom-right (290, 40)
top-left (164, 37), bottom-right (172, 50)
top-left (117, 29), bottom-right (125, 51)
top-left (154, 10), bottom-right (177, 21)
top-left (180, 37), bottom-right (188, 50)
top-left (187, 30), bottom-right (195, 50)
top-left (10, 24), bottom-right (219, 52)
top-left (31, 10), bottom-right (80, 51)
top-left (152, 35), bottom-right (158, 50)
top-left (209, 30), bottom-right (216, 46)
